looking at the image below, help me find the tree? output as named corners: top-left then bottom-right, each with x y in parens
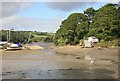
top-left (84, 7), bottom-right (96, 19)
top-left (54, 13), bottom-right (88, 45)
top-left (76, 22), bottom-right (89, 39)
top-left (54, 3), bottom-right (119, 46)
top-left (90, 3), bottom-right (119, 40)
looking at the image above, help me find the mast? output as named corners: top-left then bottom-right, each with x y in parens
top-left (7, 31), bottom-right (9, 42)
top-left (9, 30), bottom-right (10, 42)
top-left (26, 32), bottom-right (32, 49)
top-left (28, 32), bottom-right (31, 43)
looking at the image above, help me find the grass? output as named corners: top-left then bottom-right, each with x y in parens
top-left (96, 39), bottom-right (120, 47)
top-left (32, 34), bottom-right (48, 38)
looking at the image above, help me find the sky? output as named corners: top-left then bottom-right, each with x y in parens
top-left (0, 1), bottom-right (119, 33)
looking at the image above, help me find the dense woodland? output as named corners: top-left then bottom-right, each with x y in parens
top-left (54, 3), bottom-right (120, 46)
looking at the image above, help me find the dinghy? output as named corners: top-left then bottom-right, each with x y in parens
top-left (6, 43), bottom-right (22, 50)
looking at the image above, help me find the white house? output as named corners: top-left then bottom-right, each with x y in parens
top-left (88, 37), bottom-right (99, 43)
top-left (84, 37), bottom-right (99, 48)
top-left (84, 40), bottom-right (92, 48)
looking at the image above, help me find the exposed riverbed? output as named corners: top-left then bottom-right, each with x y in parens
top-left (1, 42), bottom-right (119, 79)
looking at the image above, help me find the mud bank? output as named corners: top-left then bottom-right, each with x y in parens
top-left (2, 43), bottom-right (119, 79)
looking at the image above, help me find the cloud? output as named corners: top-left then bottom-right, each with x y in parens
top-left (0, 2), bottom-right (65, 32)
top-left (0, 15), bottom-right (18, 26)
top-left (0, 16), bottom-right (64, 32)
top-left (46, 2), bottom-right (95, 11)
top-left (0, 2), bottom-right (33, 18)
top-left (1, 2), bottom-right (21, 18)
top-left (1, 0), bottom-right (37, 2)
top-left (0, 2), bottom-right (95, 19)
top-left (20, 2), bottom-right (34, 10)
top-left (0, 2), bottom-right (96, 32)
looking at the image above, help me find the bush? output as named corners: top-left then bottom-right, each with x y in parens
top-left (79, 39), bottom-right (84, 46)
top-left (88, 28), bottom-right (98, 36)
top-left (74, 37), bottom-right (80, 44)
top-left (97, 40), bottom-right (110, 47)
top-left (97, 34), bottom-right (104, 40)
top-left (97, 39), bottom-right (120, 47)
top-left (112, 39), bottom-right (120, 46)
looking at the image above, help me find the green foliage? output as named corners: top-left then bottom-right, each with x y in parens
top-left (96, 33), bottom-right (104, 40)
top-left (84, 7), bottom-right (96, 19)
top-left (31, 32), bottom-right (54, 43)
top-left (114, 40), bottom-right (120, 46)
top-left (54, 3), bottom-right (119, 46)
top-left (0, 30), bottom-right (33, 44)
top-left (97, 39), bottom-right (120, 47)
top-left (79, 39), bottom-right (84, 46)
top-left (88, 28), bottom-right (98, 36)
top-left (54, 13), bottom-right (88, 45)
top-left (0, 30), bottom-right (54, 44)
top-left (90, 3), bottom-right (119, 39)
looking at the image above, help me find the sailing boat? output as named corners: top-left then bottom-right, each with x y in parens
top-left (6, 43), bottom-right (22, 50)
top-left (6, 30), bottom-right (22, 50)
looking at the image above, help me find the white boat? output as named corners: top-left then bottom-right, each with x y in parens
top-left (6, 47), bottom-right (22, 50)
top-left (9, 44), bottom-right (19, 48)
top-left (6, 43), bottom-right (22, 50)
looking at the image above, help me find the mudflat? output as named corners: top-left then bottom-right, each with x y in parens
top-left (1, 43), bottom-right (119, 79)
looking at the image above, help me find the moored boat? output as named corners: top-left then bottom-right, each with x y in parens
top-left (6, 43), bottom-right (22, 50)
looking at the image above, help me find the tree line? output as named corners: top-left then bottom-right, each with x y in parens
top-left (0, 30), bottom-right (54, 44)
top-left (54, 3), bottom-right (120, 46)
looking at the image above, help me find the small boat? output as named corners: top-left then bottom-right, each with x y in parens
top-left (6, 43), bottom-right (22, 50)
top-left (6, 47), bottom-right (22, 50)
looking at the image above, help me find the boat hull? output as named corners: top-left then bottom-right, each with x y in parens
top-left (6, 47), bottom-right (22, 50)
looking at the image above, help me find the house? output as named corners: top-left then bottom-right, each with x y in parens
top-left (84, 37), bottom-right (99, 48)
top-left (84, 40), bottom-right (92, 48)
top-left (88, 37), bottom-right (99, 43)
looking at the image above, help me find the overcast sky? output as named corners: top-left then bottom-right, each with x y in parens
top-left (0, 1), bottom-right (118, 32)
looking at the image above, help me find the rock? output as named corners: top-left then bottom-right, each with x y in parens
top-left (2, 73), bottom-right (7, 75)
top-left (67, 68), bottom-right (73, 70)
top-left (109, 46), bottom-right (116, 49)
top-left (48, 70), bottom-right (52, 71)
top-left (6, 72), bottom-right (12, 74)
top-left (29, 45), bottom-right (43, 50)
top-left (80, 46), bottom-right (84, 48)
top-left (63, 73), bottom-right (67, 75)
top-left (75, 56), bottom-right (81, 59)
top-left (97, 46), bottom-right (103, 50)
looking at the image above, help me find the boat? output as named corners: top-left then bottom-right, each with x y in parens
top-left (1, 30), bottom-right (24, 51)
top-left (6, 47), bottom-right (22, 50)
top-left (6, 43), bottom-right (22, 50)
